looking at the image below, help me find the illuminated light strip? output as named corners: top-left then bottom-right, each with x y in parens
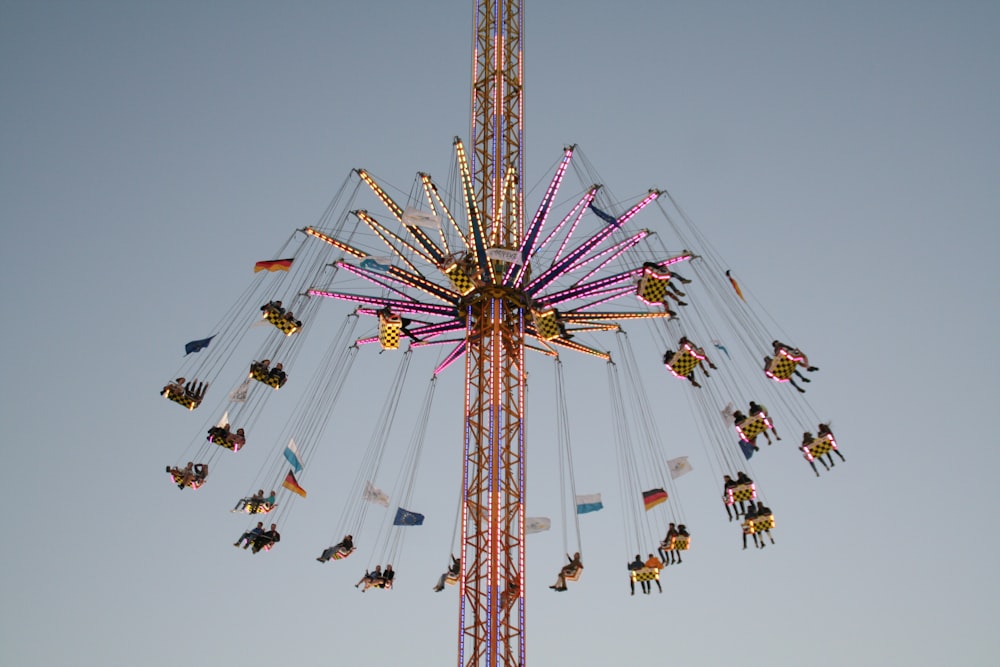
top-left (570, 286), bottom-right (640, 310)
top-left (355, 169), bottom-right (404, 219)
top-left (386, 266), bottom-right (461, 304)
top-left (354, 210), bottom-right (428, 273)
top-left (540, 269), bottom-right (641, 305)
top-left (335, 262), bottom-right (417, 302)
top-left (306, 290), bottom-right (457, 316)
top-left (492, 165), bottom-right (516, 247)
top-left (336, 260), bottom-right (458, 305)
top-left (303, 227), bottom-right (367, 258)
top-left (506, 145), bottom-right (573, 286)
top-left (522, 341), bottom-right (559, 357)
top-left (354, 336), bottom-right (380, 346)
top-left (542, 186), bottom-right (599, 269)
top-left (563, 323), bottom-right (621, 333)
top-left (573, 231), bottom-right (650, 285)
top-left (455, 137), bottom-right (490, 278)
top-left (562, 311), bottom-right (672, 322)
top-left (527, 191), bottom-right (659, 296)
top-left (541, 336), bottom-right (610, 360)
top-left (420, 172), bottom-right (465, 256)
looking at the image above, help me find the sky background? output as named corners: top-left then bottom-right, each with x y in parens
top-left (2, 1), bottom-right (998, 666)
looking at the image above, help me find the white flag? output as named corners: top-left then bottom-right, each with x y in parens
top-left (667, 456), bottom-right (694, 479)
top-left (486, 247), bottom-right (523, 265)
top-left (402, 207), bottom-right (441, 229)
top-left (215, 411), bottom-right (230, 428)
top-left (525, 517), bottom-right (551, 534)
top-left (363, 481), bottom-right (390, 507)
top-left (229, 379), bottom-right (251, 402)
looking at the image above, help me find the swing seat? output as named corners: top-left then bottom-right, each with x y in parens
top-left (362, 577), bottom-right (391, 591)
top-left (331, 546), bottom-right (355, 561)
top-left (208, 428), bottom-right (245, 452)
top-left (765, 348), bottom-right (805, 382)
top-left (250, 364), bottom-right (286, 388)
top-left (378, 312), bottom-right (403, 350)
top-left (755, 514), bottom-right (775, 531)
top-left (563, 564), bottom-right (583, 582)
top-left (167, 469), bottom-right (205, 490)
top-left (666, 343), bottom-right (704, 379)
top-left (444, 572), bottom-right (460, 586)
top-left (803, 434), bottom-right (836, 460)
top-left (726, 482), bottom-right (757, 505)
top-left (262, 304), bottom-right (301, 336)
top-left (244, 500), bottom-right (275, 514)
top-left (736, 415), bottom-right (771, 442)
top-left (742, 518), bottom-right (757, 534)
top-left (636, 266), bottom-right (671, 305)
top-left (661, 536), bottom-right (690, 552)
top-left (630, 567), bottom-right (660, 583)
top-left (532, 308), bottom-right (563, 341)
top-left (444, 261), bottom-right (477, 296)
top-left (162, 385), bottom-right (201, 410)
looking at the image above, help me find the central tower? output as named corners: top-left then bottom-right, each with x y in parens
top-left (460, 1), bottom-right (526, 666)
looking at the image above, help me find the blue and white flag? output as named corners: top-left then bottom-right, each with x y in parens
top-left (393, 507), bottom-right (425, 526)
top-left (575, 493), bottom-right (604, 514)
top-left (283, 439), bottom-right (303, 473)
top-left (360, 257), bottom-right (391, 272)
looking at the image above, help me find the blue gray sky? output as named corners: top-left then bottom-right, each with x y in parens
top-left (2, 1), bottom-right (998, 666)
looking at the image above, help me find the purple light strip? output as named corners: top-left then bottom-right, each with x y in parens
top-left (542, 187), bottom-right (599, 268)
top-left (574, 231), bottom-right (650, 285)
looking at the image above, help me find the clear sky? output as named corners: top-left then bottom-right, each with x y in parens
top-left (2, 1), bottom-right (998, 666)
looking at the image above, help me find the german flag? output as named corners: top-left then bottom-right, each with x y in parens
top-left (642, 488), bottom-right (668, 511)
top-left (282, 470), bottom-right (307, 497)
top-left (254, 258), bottom-right (294, 273)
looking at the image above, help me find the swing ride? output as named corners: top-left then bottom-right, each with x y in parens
top-left (157, 1), bottom-right (843, 665)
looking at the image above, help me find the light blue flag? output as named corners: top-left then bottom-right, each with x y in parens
top-left (360, 257), bottom-right (391, 272)
top-left (393, 507), bottom-right (425, 526)
top-left (576, 493), bottom-right (604, 514)
top-left (283, 439), bottom-right (303, 473)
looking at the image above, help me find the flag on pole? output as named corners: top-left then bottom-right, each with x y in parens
top-left (184, 335), bottom-right (214, 355)
top-left (667, 456), bottom-right (694, 479)
top-left (393, 507), bottom-right (425, 526)
top-left (283, 439), bottom-right (303, 473)
top-left (525, 517), bottom-right (551, 534)
top-left (362, 481), bottom-right (390, 507)
top-left (229, 379), bottom-right (251, 402)
top-left (726, 270), bottom-right (745, 301)
top-left (711, 339), bottom-right (731, 359)
top-left (282, 470), bottom-right (307, 497)
top-left (643, 488), bottom-right (668, 511)
top-left (254, 258), bottom-right (294, 272)
top-left (575, 493), bottom-right (604, 514)
top-left (401, 207), bottom-right (441, 229)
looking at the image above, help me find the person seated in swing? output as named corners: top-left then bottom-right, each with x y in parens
top-left (742, 504), bottom-right (760, 550)
top-left (235, 521), bottom-right (264, 549)
top-left (659, 523), bottom-right (679, 564)
top-left (268, 362), bottom-right (287, 387)
top-left (748, 401), bottom-right (781, 444)
top-left (208, 422), bottom-right (230, 442)
top-left (755, 501), bottom-right (775, 547)
top-left (644, 554), bottom-right (664, 593)
top-left (722, 475), bottom-right (738, 521)
top-left (676, 524), bottom-right (690, 562)
top-left (282, 310), bottom-right (303, 328)
top-left (184, 379), bottom-right (207, 400)
top-left (628, 554), bottom-right (647, 596)
top-left (166, 461), bottom-right (195, 489)
top-left (192, 462), bottom-right (208, 485)
top-left (773, 340), bottom-right (818, 372)
top-left (549, 552), bottom-right (583, 591)
top-left (800, 432), bottom-right (828, 476)
top-left (356, 564), bottom-right (382, 590)
top-left (231, 427), bottom-right (246, 449)
top-left (380, 564), bottom-right (396, 589)
top-left (161, 377), bottom-right (186, 397)
top-left (433, 554), bottom-right (461, 591)
top-left (261, 300), bottom-right (284, 315)
top-left (233, 489), bottom-right (265, 512)
top-left (663, 336), bottom-right (718, 388)
top-left (317, 535), bottom-right (355, 563)
top-left (250, 359), bottom-right (270, 377)
top-left (731, 471), bottom-right (755, 517)
top-left (251, 523), bottom-right (280, 553)
top-left (816, 423), bottom-right (846, 461)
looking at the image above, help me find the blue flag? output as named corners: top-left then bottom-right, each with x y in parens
top-left (184, 335), bottom-right (214, 355)
top-left (739, 439), bottom-right (756, 460)
top-left (283, 439), bottom-right (303, 473)
top-left (360, 258), bottom-right (391, 272)
top-left (588, 204), bottom-right (617, 225)
top-left (393, 507), bottom-right (425, 526)
top-left (575, 493), bottom-right (604, 514)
